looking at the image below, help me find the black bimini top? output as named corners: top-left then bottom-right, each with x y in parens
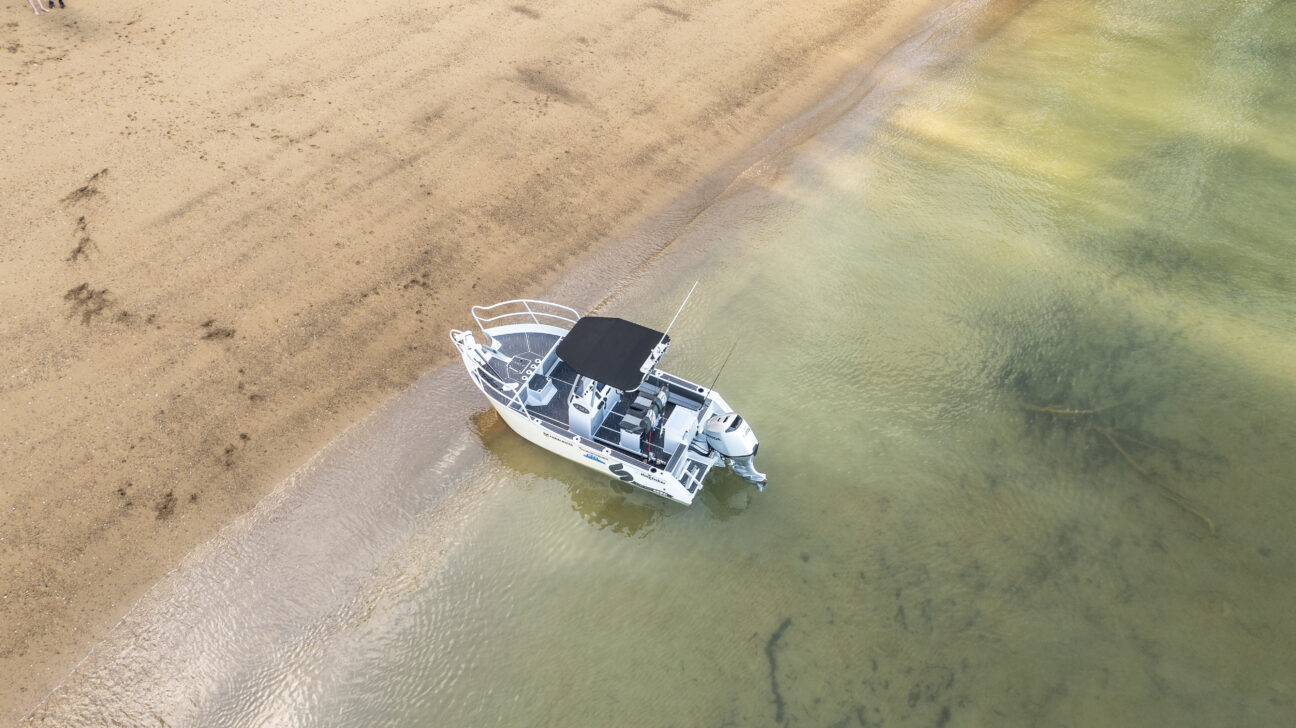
top-left (555, 316), bottom-right (668, 391)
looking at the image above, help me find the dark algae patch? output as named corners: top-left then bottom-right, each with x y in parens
top-left (975, 291), bottom-right (1217, 534)
top-left (765, 618), bottom-right (791, 725)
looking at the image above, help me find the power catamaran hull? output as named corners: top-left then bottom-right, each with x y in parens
top-left (449, 300), bottom-right (766, 505)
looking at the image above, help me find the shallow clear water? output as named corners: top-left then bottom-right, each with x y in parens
top-left (30, 0), bottom-right (1296, 725)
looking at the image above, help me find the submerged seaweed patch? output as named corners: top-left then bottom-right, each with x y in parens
top-left (766, 618), bottom-right (792, 725)
top-left (1105, 226), bottom-right (1233, 289)
top-left (974, 291), bottom-right (1217, 533)
top-left (981, 294), bottom-right (1175, 448)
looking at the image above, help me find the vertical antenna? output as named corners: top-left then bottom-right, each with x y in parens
top-left (663, 281), bottom-right (698, 337)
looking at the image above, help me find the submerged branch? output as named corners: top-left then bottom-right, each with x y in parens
top-left (1097, 427), bottom-right (1216, 536)
top-left (1107, 428), bottom-right (1166, 453)
top-left (1097, 427), bottom-right (1148, 477)
top-left (1023, 401), bottom-right (1126, 416)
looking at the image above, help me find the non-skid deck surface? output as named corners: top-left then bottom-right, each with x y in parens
top-left (495, 331), bottom-right (560, 360)
top-left (494, 331), bottom-right (676, 466)
top-left (594, 400), bottom-right (673, 464)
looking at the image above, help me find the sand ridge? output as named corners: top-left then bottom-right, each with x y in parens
top-left (2, 0), bottom-right (955, 719)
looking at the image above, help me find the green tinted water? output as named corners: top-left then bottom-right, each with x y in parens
top-left (344, 1), bottom-right (1295, 724)
top-left (30, 0), bottom-right (1296, 725)
top-left (349, 0), bottom-right (1296, 724)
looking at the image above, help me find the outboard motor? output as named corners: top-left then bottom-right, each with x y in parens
top-left (703, 412), bottom-right (767, 488)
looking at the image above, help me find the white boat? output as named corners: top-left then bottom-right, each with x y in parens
top-left (449, 298), bottom-right (767, 504)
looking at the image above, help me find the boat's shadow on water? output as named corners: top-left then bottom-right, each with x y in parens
top-left (468, 408), bottom-right (752, 535)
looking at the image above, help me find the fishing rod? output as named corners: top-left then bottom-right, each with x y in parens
top-left (689, 336), bottom-right (741, 450)
top-left (693, 339), bottom-right (739, 433)
top-left (702, 340), bottom-right (738, 401)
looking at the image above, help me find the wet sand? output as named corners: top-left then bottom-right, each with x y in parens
top-left (0, 0), bottom-right (981, 719)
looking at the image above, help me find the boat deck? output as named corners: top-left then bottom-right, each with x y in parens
top-left (484, 331), bottom-right (572, 427)
top-left (681, 459), bottom-right (707, 494)
top-left (526, 361), bottom-right (577, 426)
top-left (593, 399), bottom-right (674, 464)
top-left (494, 329), bottom-right (560, 361)
top-left (452, 300), bottom-right (758, 501)
top-left (480, 330), bottom-right (556, 388)
top-left (486, 329), bottom-right (703, 489)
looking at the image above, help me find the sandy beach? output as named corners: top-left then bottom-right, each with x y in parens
top-left (0, 0), bottom-right (986, 719)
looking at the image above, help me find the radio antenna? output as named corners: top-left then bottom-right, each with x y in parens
top-left (663, 281), bottom-right (698, 337)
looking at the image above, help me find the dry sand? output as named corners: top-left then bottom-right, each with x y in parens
top-left (2, 0), bottom-right (974, 719)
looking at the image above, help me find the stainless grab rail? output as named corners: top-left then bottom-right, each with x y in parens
top-left (470, 299), bottom-right (580, 337)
